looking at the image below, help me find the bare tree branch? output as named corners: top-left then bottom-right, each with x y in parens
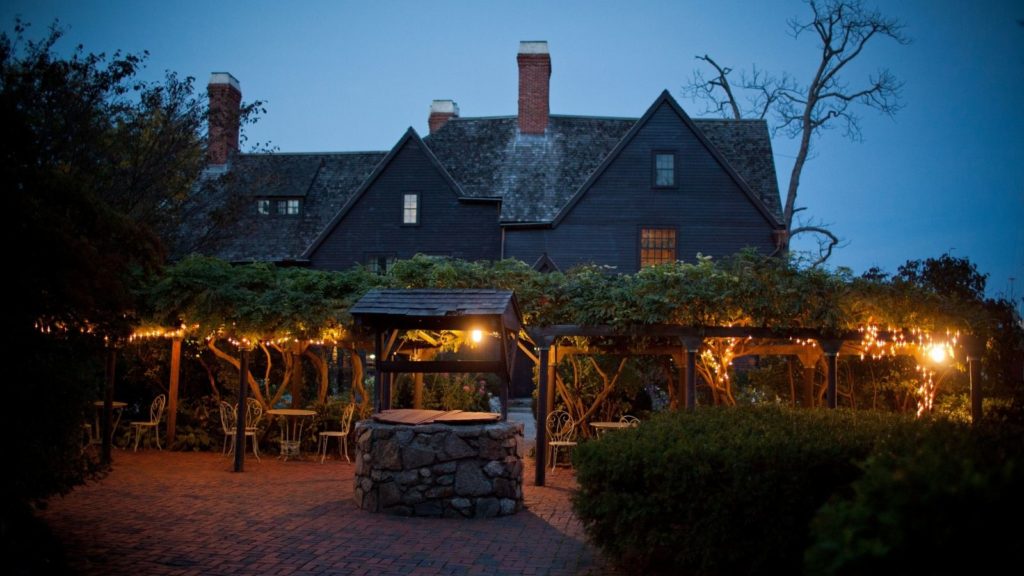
top-left (684, 0), bottom-right (908, 265)
top-left (790, 224), bottom-right (841, 267)
top-left (682, 55), bottom-right (742, 119)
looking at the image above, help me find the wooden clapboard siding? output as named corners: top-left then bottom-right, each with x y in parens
top-left (308, 132), bottom-right (501, 270)
top-left (504, 99), bottom-right (777, 271)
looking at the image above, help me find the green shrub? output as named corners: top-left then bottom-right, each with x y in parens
top-left (572, 406), bottom-right (904, 575)
top-left (804, 416), bottom-right (1024, 574)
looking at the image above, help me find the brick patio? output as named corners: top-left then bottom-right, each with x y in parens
top-left (39, 451), bottom-right (619, 575)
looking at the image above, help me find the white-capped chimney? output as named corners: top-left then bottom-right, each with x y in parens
top-left (207, 72), bottom-right (241, 165)
top-left (428, 99), bottom-right (459, 134)
top-left (517, 41), bottom-right (550, 135)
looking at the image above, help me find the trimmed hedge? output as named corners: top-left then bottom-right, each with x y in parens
top-left (572, 406), bottom-right (905, 575)
top-left (805, 413), bottom-right (1024, 574)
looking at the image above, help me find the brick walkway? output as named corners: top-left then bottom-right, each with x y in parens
top-left (39, 451), bottom-right (618, 575)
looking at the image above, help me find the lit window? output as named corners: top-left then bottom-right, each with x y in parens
top-left (403, 194), bottom-right (419, 224)
top-left (654, 153), bottom-right (675, 187)
top-left (278, 199), bottom-right (300, 215)
top-left (257, 199), bottom-right (270, 215)
top-left (640, 228), bottom-right (677, 267)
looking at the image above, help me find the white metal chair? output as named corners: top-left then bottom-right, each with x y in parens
top-left (317, 403), bottom-right (356, 463)
top-left (620, 414), bottom-right (641, 427)
top-left (220, 399), bottom-right (262, 461)
top-left (130, 394), bottom-right (166, 451)
top-left (546, 410), bottom-right (578, 470)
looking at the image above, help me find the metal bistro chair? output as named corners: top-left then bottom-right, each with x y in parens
top-left (219, 399), bottom-right (262, 461)
top-left (130, 394), bottom-right (166, 451)
top-left (620, 414), bottom-right (641, 427)
top-left (546, 410), bottom-right (579, 470)
top-left (317, 403), bottom-right (356, 463)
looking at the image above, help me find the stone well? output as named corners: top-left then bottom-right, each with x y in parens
top-left (353, 419), bottom-right (524, 518)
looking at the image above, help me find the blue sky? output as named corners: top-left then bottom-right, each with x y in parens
top-left (4, 0), bottom-right (1022, 301)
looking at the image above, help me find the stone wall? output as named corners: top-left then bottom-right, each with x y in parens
top-left (353, 420), bottom-right (524, 518)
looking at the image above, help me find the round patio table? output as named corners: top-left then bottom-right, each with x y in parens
top-left (267, 408), bottom-right (317, 460)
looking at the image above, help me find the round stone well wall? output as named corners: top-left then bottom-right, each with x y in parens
top-left (353, 419), bottom-right (524, 518)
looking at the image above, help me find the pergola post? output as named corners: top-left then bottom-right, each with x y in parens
top-left (535, 344), bottom-right (550, 487)
top-left (819, 339), bottom-right (843, 409)
top-left (797, 351), bottom-right (818, 408)
top-left (101, 343), bottom-right (117, 466)
top-left (965, 336), bottom-right (984, 424)
top-left (671, 350), bottom-right (685, 410)
top-left (233, 347), bottom-right (249, 473)
top-left (166, 337), bottom-right (182, 448)
top-left (682, 336), bottom-right (703, 411)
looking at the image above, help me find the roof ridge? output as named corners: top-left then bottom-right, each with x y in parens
top-left (237, 150), bottom-right (388, 157)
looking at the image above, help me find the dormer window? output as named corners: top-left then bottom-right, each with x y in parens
top-left (278, 199), bottom-right (301, 216)
top-left (653, 152), bottom-right (676, 188)
top-left (257, 198), bottom-right (301, 216)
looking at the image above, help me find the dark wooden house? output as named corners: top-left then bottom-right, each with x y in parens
top-left (185, 42), bottom-right (784, 273)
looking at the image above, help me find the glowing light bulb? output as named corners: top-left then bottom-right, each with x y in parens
top-left (928, 344), bottom-right (946, 364)
top-left (471, 329), bottom-right (483, 343)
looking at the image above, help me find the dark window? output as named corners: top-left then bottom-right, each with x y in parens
top-left (257, 199), bottom-right (271, 215)
top-left (366, 253), bottom-right (396, 275)
top-left (403, 194), bottom-right (419, 225)
top-left (277, 199), bottom-right (301, 215)
top-left (653, 152), bottom-right (676, 187)
top-left (640, 228), bottom-right (677, 267)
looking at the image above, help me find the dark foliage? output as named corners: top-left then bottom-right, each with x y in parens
top-left (572, 407), bottom-right (905, 574)
top-left (805, 412), bottom-right (1024, 574)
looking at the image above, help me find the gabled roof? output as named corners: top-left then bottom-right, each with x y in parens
top-left (301, 128), bottom-right (465, 259)
top-left (423, 93), bottom-right (783, 225)
top-left (187, 151), bottom-right (385, 262)
top-left (551, 91), bottom-right (783, 228)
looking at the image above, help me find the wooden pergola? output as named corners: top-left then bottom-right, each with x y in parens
top-left (350, 289), bottom-right (530, 421)
top-left (527, 324), bottom-right (984, 486)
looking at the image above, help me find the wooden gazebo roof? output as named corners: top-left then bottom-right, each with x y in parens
top-left (350, 289), bottom-right (524, 332)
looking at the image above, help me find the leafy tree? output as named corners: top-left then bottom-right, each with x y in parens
top-left (684, 0), bottom-right (909, 265)
top-left (2, 18), bottom-right (263, 516)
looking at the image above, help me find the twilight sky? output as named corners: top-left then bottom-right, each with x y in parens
top-left (4, 0), bottom-right (1022, 302)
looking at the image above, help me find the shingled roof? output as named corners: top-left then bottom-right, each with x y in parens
top-left (350, 289), bottom-right (523, 332)
top-left (424, 110), bottom-right (781, 224)
top-left (192, 151), bottom-right (385, 262)
top-left (185, 93), bottom-right (781, 262)
top-left (425, 115), bottom-right (635, 223)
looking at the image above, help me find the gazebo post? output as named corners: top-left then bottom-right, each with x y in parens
top-left (535, 343), bottom-right (550, 487)
top-left (498, 323), bottom-right (511, 421)
top-left (374, 330), bottom-right (384, 413)
top-left (233, 347), bottom-right (249, 473)
top-left (166, 336), bottom-right (182, 448)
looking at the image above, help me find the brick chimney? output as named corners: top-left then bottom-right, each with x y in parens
top-left (517, 41), bottom-right (550, 135)
top-left (428, 99), bottom-right (459, 134)
top-left (207, 72), bottom-right (241, 165)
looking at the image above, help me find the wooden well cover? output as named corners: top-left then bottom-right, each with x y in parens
top-left (373, 409), bottom-right (500, 425)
